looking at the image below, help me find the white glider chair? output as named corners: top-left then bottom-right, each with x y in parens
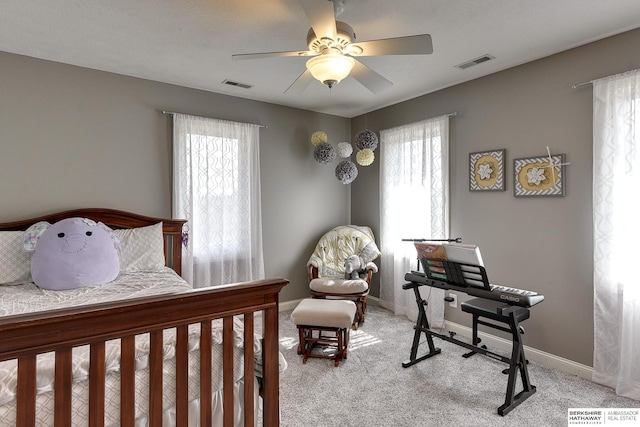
top-left (307, 225), bottom-right (381, 328)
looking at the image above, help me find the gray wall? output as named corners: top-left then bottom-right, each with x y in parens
top-left (0, 51), bottom-right (351, 303)
top-left (351, 28), bottom-right (640, 366)
top-left (3, 27), bottom-right (639, 367)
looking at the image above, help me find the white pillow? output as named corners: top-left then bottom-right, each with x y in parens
top-left (0, 231), bottom-right (32, 285)
top-left (114, 223), bottom-right (165, 272)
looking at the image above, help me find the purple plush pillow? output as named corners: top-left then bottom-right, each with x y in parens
top-left (23, 217), bottom-right (120, 290)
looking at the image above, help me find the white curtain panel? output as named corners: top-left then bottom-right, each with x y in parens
top-left (173, 113), bottom-right (264, 288)
top-left (592, 69), bottom-right (640, 400)
top-left (379, 115), bottom-right (450, 326)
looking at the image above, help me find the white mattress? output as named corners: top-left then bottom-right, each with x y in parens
top-left (0, 268), bottom-right (259, 426)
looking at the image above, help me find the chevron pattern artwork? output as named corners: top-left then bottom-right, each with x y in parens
top-left (469, 149), bottom-right (505, 191)
top-left (513, 154), bottom-right (566, 197)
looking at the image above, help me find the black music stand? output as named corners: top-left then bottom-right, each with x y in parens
top-left (402, 260), bottom-right (536, 416)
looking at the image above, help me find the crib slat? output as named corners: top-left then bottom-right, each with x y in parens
top-left (149, 330), bottom-right (164, 426)
top-left (120, 336), bottom-right (136, 427)
top-left (243, 312), bottom-right (255, 427)
top-left (54, 349), bottom-right (73, 426)
top-left (16, 355), bottom-right (36, 427)
top-left (175, 325), bottom-right (189, 424)
top-left (200, 320), bottom-right (212, 427)
top-left (89, 342), bottom-right (106, 427)
top-left (223, 316), bottom-right (234, 427)
top-left (263, 305), bottom-right (280, 426)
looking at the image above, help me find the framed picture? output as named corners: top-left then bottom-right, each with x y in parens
top-left (513, 154), bottom-right (566, 197)
top-left (469, 149), bottom-right (506, 191)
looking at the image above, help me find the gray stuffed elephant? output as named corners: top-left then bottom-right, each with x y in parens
top-left (344, 255), bottom-right (366, 280)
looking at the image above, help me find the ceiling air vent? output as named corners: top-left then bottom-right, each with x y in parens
top-left (222, 79), bottom-right (253, 89)
top-left (455, 54), bottom-right (495, 70)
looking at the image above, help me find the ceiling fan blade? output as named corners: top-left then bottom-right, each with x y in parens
top-left (284, 69), bottom-right (314, 95)
top-left (232, 50), bottom-right (315, 60)
top-left (298, 0), bottom-right (337, 40)
top-left (350, 60), bottom-right (393, 93)
top-left (351, 34), bottom-right (433, 56)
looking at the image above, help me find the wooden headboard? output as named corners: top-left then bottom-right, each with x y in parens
top-left (0, 208), bottom-right (187, 276)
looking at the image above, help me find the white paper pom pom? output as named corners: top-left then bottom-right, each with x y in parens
top-left (336, 142), bottom-right (353, 158)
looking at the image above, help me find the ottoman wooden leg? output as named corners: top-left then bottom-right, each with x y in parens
top-left (335, 330), bottom-right (343, 367)
top-left (342, 328), bottom-right (350, 360)
top-left (297, 326), bottom-right (304, 355)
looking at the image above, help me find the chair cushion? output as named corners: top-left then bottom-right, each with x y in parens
top-left (291, 298), bottom-right (356, 329)
top-left (307, 225), bottom-right (381, 277)
top-left (309, 277), bottom-right (369, 294)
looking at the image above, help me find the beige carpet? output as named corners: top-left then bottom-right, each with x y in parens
top-left (276, 304), bottom-right (637, 427)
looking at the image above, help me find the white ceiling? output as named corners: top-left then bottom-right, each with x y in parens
top-left (2, 0), bottom-right (640, 118)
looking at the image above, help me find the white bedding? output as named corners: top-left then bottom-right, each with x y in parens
top-left (0, 267), bottom-right (192, 316)
top-left (0, 268), bottom-right (259, 426)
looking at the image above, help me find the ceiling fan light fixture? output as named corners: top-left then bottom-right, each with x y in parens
top-left (234, 2), bottom-right (432, 95)
top-left (306, 54), bottom-right (355, 88)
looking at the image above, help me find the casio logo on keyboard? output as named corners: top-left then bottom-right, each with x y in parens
top-left (500, 294), bottom-right (520, 303)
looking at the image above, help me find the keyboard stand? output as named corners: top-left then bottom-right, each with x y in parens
top-left (401, 281), bottom-right (537, 416)
top-left (401, 281), bottom-right (442, 368)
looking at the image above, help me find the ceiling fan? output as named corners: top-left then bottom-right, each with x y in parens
top-left (232, 0), bottom-right (433, 94)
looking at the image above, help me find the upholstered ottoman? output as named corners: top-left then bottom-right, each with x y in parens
top-left (309, 277), bottom-right (369, 329)
top-left (291, 298), bottom-right (357, 367)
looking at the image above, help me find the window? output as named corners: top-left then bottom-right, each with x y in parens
top-left (173, 114), bottom-right (264, 287)
top-left (592, 69), bottom-right (640, 400)
top-left (187, 134), bottom-right (245, 259)
top-left (379, 115), bottom-right (450, 323)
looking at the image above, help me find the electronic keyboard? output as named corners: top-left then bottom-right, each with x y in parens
top-left (405, 271), bottom-right (545, 308)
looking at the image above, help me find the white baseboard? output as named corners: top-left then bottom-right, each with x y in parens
top-left (279, 299), bottom-right (302, 311)
top-left (444, 320), bottom-right (593, 380)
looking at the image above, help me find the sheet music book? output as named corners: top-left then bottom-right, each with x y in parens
top-left (441, 243), bottom-right (484, 266)
top-left (414, 243), bottom-right (447, 260)
top-left (414, 242), bottom-right (483, 264)
top-left (414, 242), bottom-right (486, 288)
top-left (414, 243), bottom-right (448, 279)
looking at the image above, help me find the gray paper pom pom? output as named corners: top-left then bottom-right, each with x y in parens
top-left (355, 129), bottom-right (379, 151)
top-left (335, 160), bottom-right (358, 184)
top-left (313, 142), bottom-right (336, 164)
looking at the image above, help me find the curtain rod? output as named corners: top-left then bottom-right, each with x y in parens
top-left (161, 110), bottom-right (268, 128)
top-left (571, 81), bottom-right (592, 89)
top-left (572, 69), bottom-right (640, 89)
top-left (447, 111), bottom-right (458, 117)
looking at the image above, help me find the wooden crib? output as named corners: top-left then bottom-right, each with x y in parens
top-left (0, 208), bottom-right (288, 426)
